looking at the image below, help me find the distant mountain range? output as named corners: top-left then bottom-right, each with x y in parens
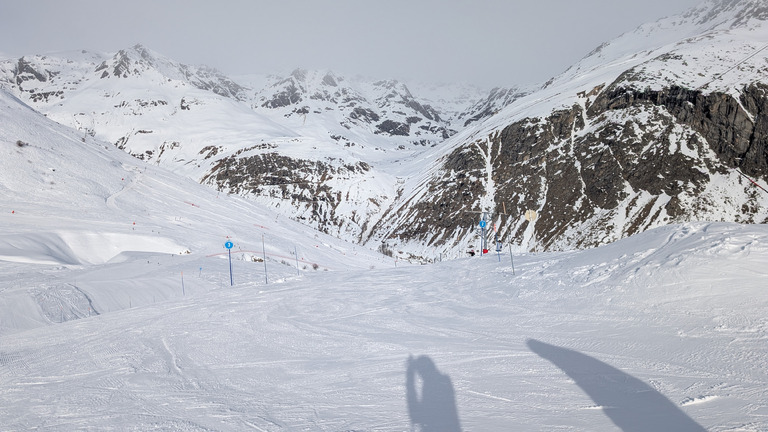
top-left (2, 0), bottom-right (768, 260)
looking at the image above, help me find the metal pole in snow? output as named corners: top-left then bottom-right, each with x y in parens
top-left (509, 244), bottom-right (515, 275)
top-left (225, 240), bottom-right (234, 286)
top-left (228, 248), bottom-right (233, 286)
top-left (295, 245), bottom-right (300, 276)
top-left (496, 232), bottom-right (501, 262)
top-left (481, 225), bottom-right (485, 255)
top-left (262, 234), bottom-right (268, 285)
top-left (181, 271), bottom-right (185, 296)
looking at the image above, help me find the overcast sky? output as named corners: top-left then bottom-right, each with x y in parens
top-left (1, 0), bottom-right (704, 88)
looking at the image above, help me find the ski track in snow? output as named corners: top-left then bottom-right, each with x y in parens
top-left (0, 222), bottom-right (767, 430)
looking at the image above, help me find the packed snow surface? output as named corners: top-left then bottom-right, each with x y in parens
top-left (2, 210), bottom-right (768, 430)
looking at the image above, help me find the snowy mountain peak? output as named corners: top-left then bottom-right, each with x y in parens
top-left (94, 44), bottom-right (246, 99)
top-left (687, 0), bottom-right (768, 29)
top-left (370, 79), bottom-right (444, 123)
top-left (95, 44), bottom-right (170, 79)
top-left (259, 68), bottom-right (350, 108)
top-left (251, 68), bottom-right (459, 142)
top-left (286, 68), bottom-right (343, 88)
top-left (539, 0), bottom-right (768, 100)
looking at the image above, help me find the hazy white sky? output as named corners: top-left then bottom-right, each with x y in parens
top-left (1, 0), bottom-right (704, 88)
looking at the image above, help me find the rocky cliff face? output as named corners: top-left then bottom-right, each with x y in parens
top-left (373, 84), bottom-right (768, 257)
top-left (366, 0), bottom-right (768, 257)
top-left (201, 150), bottom-right (377, 237)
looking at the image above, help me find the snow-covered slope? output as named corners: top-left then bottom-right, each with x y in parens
top-left (2, 30), bottom-right (768, 431)
top-left (0, 46), bottom-right (487, 249)
top-left (0, 86), bottom-right (394, 330)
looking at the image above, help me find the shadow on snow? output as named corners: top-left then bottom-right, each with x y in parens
top-left (527, 339), bottom-right (705, 432)
top-left (406, 355), bottom-right (462, 432)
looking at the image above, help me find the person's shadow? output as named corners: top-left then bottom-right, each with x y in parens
top-left (406, 355), bottom-right (462, 432)
top-left (527, 339), bottom-right (706, 431)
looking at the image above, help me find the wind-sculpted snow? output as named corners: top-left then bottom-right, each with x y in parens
top-left (0, 232), bottom-right (176, 268)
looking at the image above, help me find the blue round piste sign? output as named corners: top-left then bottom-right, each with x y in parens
top-left (479, 220), bottom-right (487, 228)
top-left (225, 241), bottom-right (234, 249)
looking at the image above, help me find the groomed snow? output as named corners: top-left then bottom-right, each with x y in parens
top-left (2, 219), bottom-right (767, 430)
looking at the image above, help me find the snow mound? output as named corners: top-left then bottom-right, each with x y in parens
top-left (0, 231), bottom-right (186, 265)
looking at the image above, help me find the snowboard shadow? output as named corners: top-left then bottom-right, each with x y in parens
top-left (527, 339), bottom-right (705, 432)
